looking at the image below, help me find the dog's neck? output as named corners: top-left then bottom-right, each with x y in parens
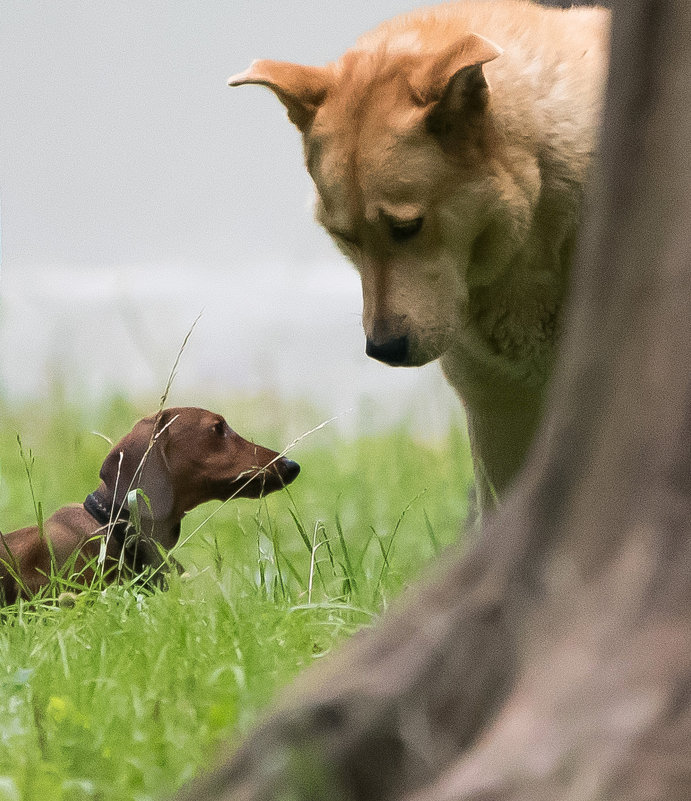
top-left (83, 488), bottom-right (130, 549)
top-left (84, 485), bottom-right (182, 557)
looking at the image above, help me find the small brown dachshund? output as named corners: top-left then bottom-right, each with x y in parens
top-left (0, 407), bottom-right (300, 605)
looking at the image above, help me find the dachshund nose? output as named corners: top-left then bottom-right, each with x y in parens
top-left (278, 458), bottom-right (300, 484)
top-left (365, 335), bottom-right (409, 365)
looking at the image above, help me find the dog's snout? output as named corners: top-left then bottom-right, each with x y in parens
top-left (366, 335), bottom-right (409, 366)
top-left (278, 458), bottom-right (300, 484)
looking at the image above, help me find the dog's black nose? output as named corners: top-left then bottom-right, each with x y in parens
top-left (366, 335), bottom-right (409, 365)
top-left (278, 458), bottom-right (300, 484)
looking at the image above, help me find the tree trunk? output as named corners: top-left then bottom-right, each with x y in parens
top-left (175, 1), bottom-right (691, 798)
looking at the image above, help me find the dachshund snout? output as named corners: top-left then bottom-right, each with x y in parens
top-left (276, 457), bottom-right (300, 485)
top-left (235, 454), bottom-right (300, 498)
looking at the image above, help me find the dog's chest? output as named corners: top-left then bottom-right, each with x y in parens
top-left (446, 273), bottom-right (562, 392)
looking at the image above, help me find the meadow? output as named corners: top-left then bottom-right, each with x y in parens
top-left (0, 393), bottom-right (473, 801)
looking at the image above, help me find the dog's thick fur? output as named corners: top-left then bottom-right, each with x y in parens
top-left (0, 407), bottom-right (299, 604)
top-left (229, 0), bottom-right (610, 505)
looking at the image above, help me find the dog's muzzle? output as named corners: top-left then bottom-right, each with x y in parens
top-left (365, 334), bottom-right (410, 366)
top-left (277, 458), bottom-right (301, 484)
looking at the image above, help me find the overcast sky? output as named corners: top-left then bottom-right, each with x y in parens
top-left (0, 0), bottom-right (427, 269)
top-left (0, 1), bottom-right (464, 430)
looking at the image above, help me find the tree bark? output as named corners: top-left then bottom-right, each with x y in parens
top-left (175, 1), bottom-right (691, 798)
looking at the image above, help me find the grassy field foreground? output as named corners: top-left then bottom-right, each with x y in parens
top-left (0, 395), bottom-right (472, 801)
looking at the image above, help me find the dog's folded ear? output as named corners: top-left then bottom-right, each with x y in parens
top-left (99, 414), bottom-right (174, 523)
top-left (228, 59), bottom-right (331, 131)
top-left (135, 445), bottom-right (174, 524)
top-left (409, 33), bottom-right (503, 133)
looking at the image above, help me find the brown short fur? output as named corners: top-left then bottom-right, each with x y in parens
top-left (0, 407), bottom-right (299, 604)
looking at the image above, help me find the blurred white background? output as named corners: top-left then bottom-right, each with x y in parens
top-left (0, 0), bottom-right (460, 435)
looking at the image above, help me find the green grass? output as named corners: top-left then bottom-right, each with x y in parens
top-left (0, 394), bottom-right (473, 801)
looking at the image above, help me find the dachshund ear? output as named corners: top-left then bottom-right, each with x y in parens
top-left (100, 419), bottom-right (152, 504)
top-left (99, 413), bottom-right (174, 521)
top-left (136, 440), bottom-right (174, 522)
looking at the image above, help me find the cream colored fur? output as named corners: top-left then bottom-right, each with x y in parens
top-left (229, 0), bottom-right (610, 507)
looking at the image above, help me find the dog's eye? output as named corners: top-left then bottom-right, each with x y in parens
top-left (212, 421), bottom-right (228, 437)
top-left (389, 217), bottom-right (423, 242)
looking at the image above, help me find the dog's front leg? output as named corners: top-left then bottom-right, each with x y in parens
top-left (443, 352), bottom-right (547, 510)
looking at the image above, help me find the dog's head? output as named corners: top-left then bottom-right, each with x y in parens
top-left (230, 32), bottom-right (505, 367)
top-left (99, 408), bottom-right (299, 545)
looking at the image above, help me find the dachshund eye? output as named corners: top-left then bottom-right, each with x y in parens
top-left (212, 421), bottom-right (228, 437)
top-left (389, 217), bottom-right (423, 243)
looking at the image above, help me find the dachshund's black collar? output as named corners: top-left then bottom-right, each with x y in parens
top-left (83, 491), bottom-right (130, 549)
top-left (84, 491), bottom-right (179, 585)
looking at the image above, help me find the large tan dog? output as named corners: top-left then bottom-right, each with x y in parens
top-left (229, 1), bottom-right (609, 507)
